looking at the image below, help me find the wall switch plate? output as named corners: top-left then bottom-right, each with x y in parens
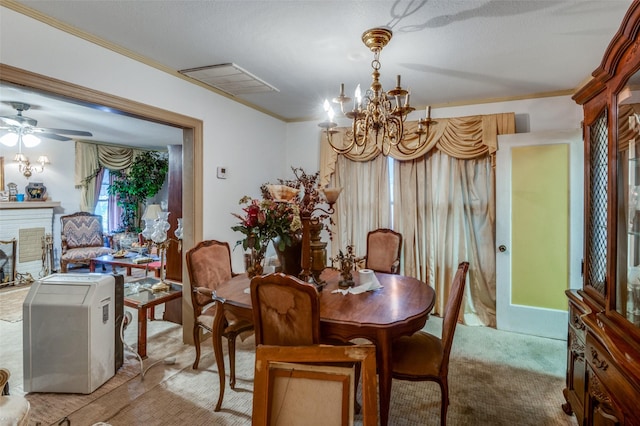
top-left (217, 166), bottom-right (227, 179)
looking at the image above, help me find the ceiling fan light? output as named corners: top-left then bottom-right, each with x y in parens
top-left (37, 155), bottom-right (50, 165)
top-left (14, 153), bottom-right (27, 163)
top-left (0, 133), bottom-right (18, 147)
top-left (22, 134), bottom-right (41, 147)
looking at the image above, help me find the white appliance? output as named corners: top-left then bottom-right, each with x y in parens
top-left (23, 273), bottom-right (116, 393)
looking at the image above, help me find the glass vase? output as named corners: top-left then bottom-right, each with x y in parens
top-left (245, 246), bottom-right (267, 278)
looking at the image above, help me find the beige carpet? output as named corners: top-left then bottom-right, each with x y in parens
top-left (55, 322), bottom-right (577, 426)
top-left (0, 285), bottom-right (31, 322)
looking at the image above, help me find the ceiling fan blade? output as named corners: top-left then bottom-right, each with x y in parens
top-left (34, 127), bottom-right (93, 137)
top-left (0, 116), bottom-right (21, 127)
top-left (38, 132), bottom-right (72, 141)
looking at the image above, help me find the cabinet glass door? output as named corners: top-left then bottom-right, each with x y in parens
top-left (617, 81), bottom-right (640, 328)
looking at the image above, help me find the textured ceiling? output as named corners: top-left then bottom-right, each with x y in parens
top-left (0, 0), bottom-right (635, 146)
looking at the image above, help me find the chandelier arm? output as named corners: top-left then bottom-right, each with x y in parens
top-left (325, 129), bottom-right (357, 155)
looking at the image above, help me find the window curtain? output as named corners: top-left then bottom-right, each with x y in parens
top-left (74, 141), bottom-right (144, 212)
top-left (322, 112), bottom-right (515, 327)
top-left (107, 171), bottom-right (122, 233)
top-left (330, 154), bottom-right (391, 260)
top-left (395, 152), bottom-right (496, 326)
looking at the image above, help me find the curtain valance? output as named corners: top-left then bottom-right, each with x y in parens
top-left (74, 140), bottom-right (145, 212)
top-left (320, 112), bottom-right (515, 186)
top-left (74, 141), bottom-right (144, 188)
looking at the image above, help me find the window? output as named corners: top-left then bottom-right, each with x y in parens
top-left (94, 169), bottom-right (111, 234)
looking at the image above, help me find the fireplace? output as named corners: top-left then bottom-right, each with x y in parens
top-left (0, 201), bottom-right (60, 281)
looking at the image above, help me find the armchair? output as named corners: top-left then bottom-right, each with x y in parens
top-left (60, 212), bottom-right (112, 273)
top-left (0, 368), bottom-right (30, 426)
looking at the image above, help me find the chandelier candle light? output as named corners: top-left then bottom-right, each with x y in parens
top-left (319, 27), bottom-right (436, 156)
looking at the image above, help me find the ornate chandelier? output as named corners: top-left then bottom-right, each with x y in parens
top-left (319, 27), bottom-right (435, 156)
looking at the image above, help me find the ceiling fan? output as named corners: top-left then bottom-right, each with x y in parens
top-left (0, 101), bottom-right (93, 147)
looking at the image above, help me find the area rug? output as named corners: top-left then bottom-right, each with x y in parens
top-left (0, 286), bottom-right (30, 322)
top-left (25, 359), bottom-right (141, 426)
top-left (83, 333), bottom-right (578, 426)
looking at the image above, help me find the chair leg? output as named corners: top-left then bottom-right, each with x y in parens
top-left (439, 377), bottom-right (449, 426)
top-left (353, 362), bottom-right (361, 414)
top-left (60, 261), bottom-right (67, 273)
top-left (192, 326), bottom-right (201, 369)
top-left (228, 334), bottom-right (237, 390)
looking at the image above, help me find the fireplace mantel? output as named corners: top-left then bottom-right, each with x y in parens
top-left (0, 201), bottom-right (61, 209)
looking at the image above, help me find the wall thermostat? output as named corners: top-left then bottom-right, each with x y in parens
top-left (217, 166), bottom-right (227, 179)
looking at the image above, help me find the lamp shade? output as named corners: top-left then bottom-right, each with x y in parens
top-left (143, 204), bottom-right (162, 220)
top-left (22, 134), bottom-right (41, 147)
top-left (0, 133), bottom-right (18, 147)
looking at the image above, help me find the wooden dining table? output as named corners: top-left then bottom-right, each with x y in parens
top-left (211, 268), bottom-right (435, 426)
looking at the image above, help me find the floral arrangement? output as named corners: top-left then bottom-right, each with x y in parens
top-left (231, 196), bottom-right (302, 255)
top-left (261, 167), bottom-right (334, 236)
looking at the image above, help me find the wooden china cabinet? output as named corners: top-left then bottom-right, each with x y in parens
top-left (563, 1), bottom-right (640, 425)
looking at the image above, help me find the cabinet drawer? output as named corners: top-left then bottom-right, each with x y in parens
top-left (569, 299), bottom-right (587, 343)
top-left (586, 334), bottom-right (640, 422)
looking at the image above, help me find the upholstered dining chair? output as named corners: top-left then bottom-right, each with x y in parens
top-left (391, 261), bottom-right (469, 426)
top-left (250, 272), bottom-right (320, 346)
top-left (185, 240), bottom-right (254, 387)
top-left (250, 273), bottom-right (367, 422)
top-left (360, 228), bottom-right (402, 274)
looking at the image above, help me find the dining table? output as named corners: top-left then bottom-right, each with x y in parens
top-left (211, 268), bottom-right (436, 426)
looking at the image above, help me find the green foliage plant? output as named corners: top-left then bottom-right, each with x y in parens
top-left (108, 151), bottom-right (168, 232)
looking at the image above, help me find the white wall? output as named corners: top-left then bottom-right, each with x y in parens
top-left (0, 7), bottom-right (287, 271)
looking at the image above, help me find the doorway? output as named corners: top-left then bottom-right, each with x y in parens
top-left (0, 63), bottom-right (203, 340)
top-left (496, 129), bottom-right (583, 339)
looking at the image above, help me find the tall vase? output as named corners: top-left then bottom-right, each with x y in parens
top-left (273, 234), bottom-right (303, 276)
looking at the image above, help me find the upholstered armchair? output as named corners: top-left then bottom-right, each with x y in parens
top-left (60, 212), bottom-right (112, 273)
top-left (0, 368), bottom-right (30, 426)
top-left (359, 228), bottom-right (403, 274)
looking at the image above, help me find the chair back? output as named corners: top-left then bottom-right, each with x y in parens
top-left (440, 262), bottom-right (469, 374)
top-left (250, 272), bottom-right (320, 346)
top-left (185, 240), bottom-right (234, 308)
top-left (365, 228), bottom-right (402, 274)
top-left (60, 212), bottom-right (105, 249)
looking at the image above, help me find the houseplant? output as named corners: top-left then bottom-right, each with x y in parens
top-left (108, 151), bottom-right (168, 232)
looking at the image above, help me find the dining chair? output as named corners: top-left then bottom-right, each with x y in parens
top-left (391, 261), bottom-right (469, 426)
top-left (250, 273), bottom-right (366, 422)
top-left (185, 240), bottom-right (254, 385)
top-left (252, 344), bottom-right (378, 426)
top-left (360, 228), bottom-right (403, 274)
top-left (250, 272), bottom-right (320, 346)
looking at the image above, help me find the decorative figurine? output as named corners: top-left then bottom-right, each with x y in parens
top-left (332, 245), bottom-right (356, 289)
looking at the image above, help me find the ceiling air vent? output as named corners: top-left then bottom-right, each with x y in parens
top-left (179, 63), bottom-right (279, 96)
